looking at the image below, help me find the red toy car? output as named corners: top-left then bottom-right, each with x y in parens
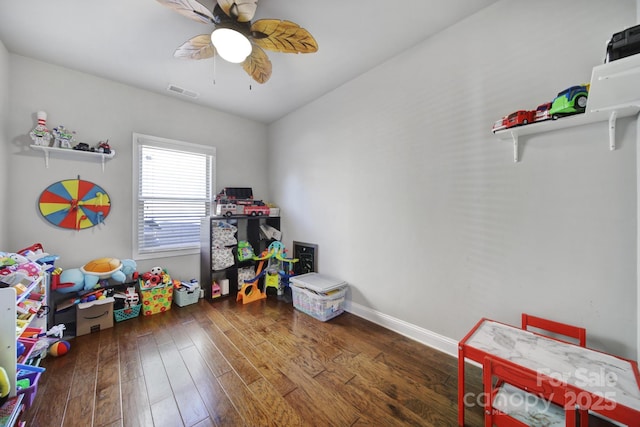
top-left (492, 110), bottom-right (536, 133)
top-left (534, 102), bottom-right (552, 122)
top-left (243, 205), bottom-right (270, 216)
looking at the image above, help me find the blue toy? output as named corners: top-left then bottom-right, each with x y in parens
top-left (56, 258), bottom-right (136, 293)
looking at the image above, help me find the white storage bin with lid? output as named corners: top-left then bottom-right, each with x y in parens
top-left (289, 273), bottom-right (348, 321)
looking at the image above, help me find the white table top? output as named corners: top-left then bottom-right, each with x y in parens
top-left (464, 319), bottom-right (640, 412)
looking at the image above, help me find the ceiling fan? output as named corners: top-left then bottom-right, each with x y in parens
top-left (156, 0), bottom-right (318, 84)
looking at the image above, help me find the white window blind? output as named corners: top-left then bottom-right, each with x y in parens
top-left (133, 133), bottom-right (215, 259)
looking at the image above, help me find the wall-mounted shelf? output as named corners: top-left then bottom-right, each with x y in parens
top-left (30, 145), bottom-right (115, 171)
top-left (495, 53), bottom-right (640, 162)
top-left (495, 106), bottom-right (640, 162)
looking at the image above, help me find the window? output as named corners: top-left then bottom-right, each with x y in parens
top-left (133, 133), bottom-right (215, 259)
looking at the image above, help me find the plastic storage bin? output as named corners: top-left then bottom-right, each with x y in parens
top-left (289, 273), bottom-right (347, 322)
top-left (16, 338), bottom-right (37, 364)
top-left (173, 286), bottom-right (200, 307)
top-left (16, 365), bottom-right (43, 410)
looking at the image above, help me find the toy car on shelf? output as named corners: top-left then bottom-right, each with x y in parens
top-left (549, 84), bottom-right (589, 119)
top-left (243, 204), bottom-right (270, 216)
top-left (97, 140), bottom-right (111, 154)
top-left (215, 201), bottom-right (270, 217)
top-left (534, 102), bottom-right (552, 122)
top-left (492, 110), bottom-right (536, 133)
top-left (73, 142), bottom-right (93, 151)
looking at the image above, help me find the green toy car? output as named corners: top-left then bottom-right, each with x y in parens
top-left (549, 84), bottom-right (589, 119)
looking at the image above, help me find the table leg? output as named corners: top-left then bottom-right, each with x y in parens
top-left (458, 345), bottom-right (465, 426)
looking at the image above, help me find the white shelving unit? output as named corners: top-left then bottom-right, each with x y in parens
top-left (30, 145), bottom-right (115, 171)
top-left (0, 276), bottom-right (46, 400)
top-left (0, 287), bottom-right (18, 399)
top-left (495, 54), bottom-right (640, 162)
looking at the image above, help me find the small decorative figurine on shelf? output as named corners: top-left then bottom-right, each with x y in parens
top-left (29, 111), bottom-right (52, 146)
top-left (52, 125), bottom-right (76, 149)
top-left (97, 140), bottom-right (111, 154)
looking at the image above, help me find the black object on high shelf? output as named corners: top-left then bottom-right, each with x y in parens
top-left (200, 215), bottom-right (281, 301)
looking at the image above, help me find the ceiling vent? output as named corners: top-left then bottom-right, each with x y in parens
top-left (167, 84), bottom-right (199, 99)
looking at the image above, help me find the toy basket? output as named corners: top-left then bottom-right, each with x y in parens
top-left (173, 286), bottom-right (200, 307)
top-left (16, 365), bottom-right (43, 410)
top-left (16, 338), bottom-right (37, 364)
top-left (114, 304), bottom-right (141, 322)
top-left (139, 282), bottom-right (173, 316)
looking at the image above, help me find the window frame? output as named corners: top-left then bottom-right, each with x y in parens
top-left (132, 132), bottom-right (216, 260)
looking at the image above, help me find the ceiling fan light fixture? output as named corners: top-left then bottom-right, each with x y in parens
top-left (211, 28), bottom-right (252, 64)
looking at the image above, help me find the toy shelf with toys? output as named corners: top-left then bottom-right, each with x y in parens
top-left (30, 145), bottom-right (115, 171)
top-left (200, 214), bottom-right (282, 301)
top-left (0, 243), bottom-right (56, 426)
top-left (493, 52), bottom-right (640, 162)
top-left (49, 257), bottom-right (138, 338)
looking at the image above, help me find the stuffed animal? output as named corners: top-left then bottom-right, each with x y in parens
top-left (56, 258), bottom-right (137, 293)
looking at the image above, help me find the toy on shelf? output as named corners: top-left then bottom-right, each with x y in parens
top-left (16, 243), bottom-right (58, 270)
top-left (0, 252), bottom-right (42, 286)
top-left (237, 241), bottom-right (255, 261)
top-left (52, 125), bottom-right (76, 148)
top-left (96, 140), bottom-right (111, 154)
top-left (214, 187), bottom-right (273, 217)
top-left (29, 111), bottom-right (52, 146)
top-left (549, 84), bottom-right (589, 119)
top-left (491, 84), bottom-right (590, 134)
top-left (56, 258), bottom-right (136, 294)
top-left (0, 366), bottom-right (9, 406)
top-left (492, 110), bottom-right (536, 133)
top-left (534, 102), bottom-right (552, 122)
top-left (211, 282), bottom-right (221, 298)
top-left (236, 241), bottom-right (298, 304)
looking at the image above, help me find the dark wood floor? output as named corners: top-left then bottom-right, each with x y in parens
top-left (21, 298), bottom-right (616, 427)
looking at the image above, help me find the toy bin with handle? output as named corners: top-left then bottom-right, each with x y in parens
top-left (289, 273), bottom-right (348, 322)
top-left (16, 364), bottom-right (44, 410)
top-left (173, 285), bottom-right (200, 307)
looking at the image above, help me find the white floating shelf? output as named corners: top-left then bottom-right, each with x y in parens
top-left (30, 145), bottom-right (115, 171)
top-left (495, 53), bottom-right (640, 162)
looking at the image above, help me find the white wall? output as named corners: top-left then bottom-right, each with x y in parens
top-left (7, 55), bottom-right (268, 279)
top-left (0, 40), bottom-right (8, 246)
top-left (269, 0), bottom-right (639, 359)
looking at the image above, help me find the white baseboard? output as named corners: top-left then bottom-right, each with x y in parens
top-left (344, 300), bottom-right (459, 358)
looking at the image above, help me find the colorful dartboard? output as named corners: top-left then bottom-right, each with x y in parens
top-left (38, 178), bottom-right (111, 230)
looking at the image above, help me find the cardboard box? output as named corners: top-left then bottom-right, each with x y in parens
top-left (76, 297), bottom-right (114, 336)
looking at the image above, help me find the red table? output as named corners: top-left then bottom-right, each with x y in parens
top-left (458, 318), bottom-right (640, 426)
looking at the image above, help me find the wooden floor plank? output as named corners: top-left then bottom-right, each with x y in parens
top-left (158, 341), bottom-right (210, 426)
top-left (121, 376), bottom-right (154, 427)
top-left (200, 321), bottom-right (262, 385)
top-left (179, 344), bottom-right (245, 427)
top-left (150, 395), bottom-right (184, 427)
top-left (216, 370), bottom-right (272, 426)
top-left (137, 333), bottom-right (173, 405)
